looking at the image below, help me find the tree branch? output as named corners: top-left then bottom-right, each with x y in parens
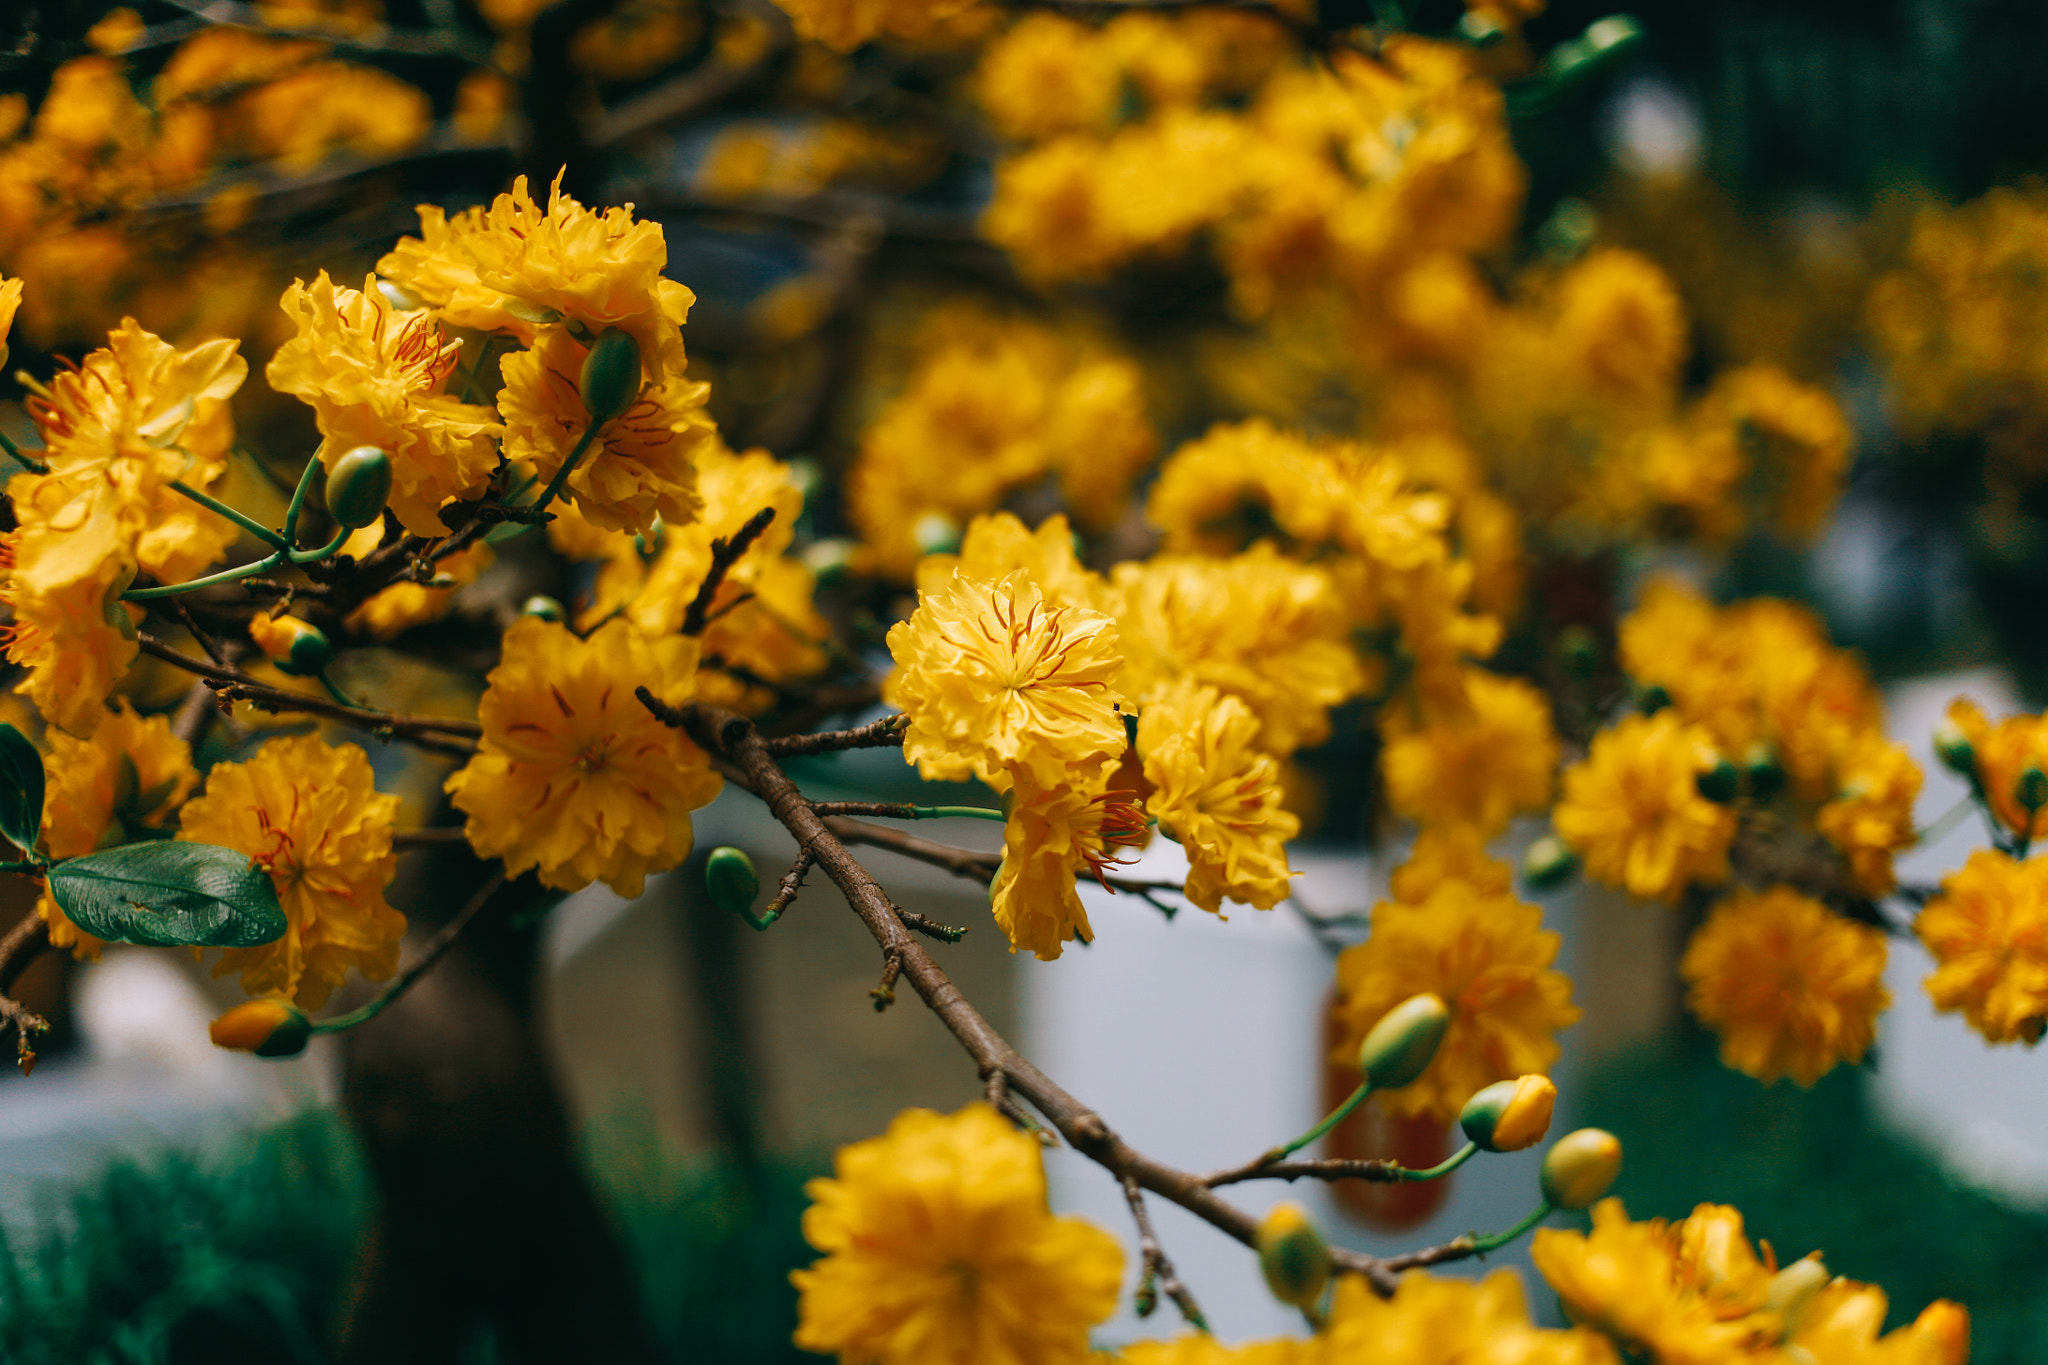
top-left (681, 507), bottom-right (777, 636)
top-left (762, 713), bottom-right (906, 756)
top-left (0, 912), bottom-right (51, 1068)
top-left (1123, 1174), bottom-right (1210, 1331)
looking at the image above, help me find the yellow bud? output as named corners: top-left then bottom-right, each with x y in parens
top-left (1357, 992), bottom-right (1450, 1089)
top-left (1460, 1074), bottom-right (1557, 1152)
top-left (520, 595), bottom-right (566, 622)
top-left (1255, 1202), bottom-right (1329, 1308)
top-left (912, 511), bottom-right (960, 557)
top-left (579, 329), bottom-right (644, 427)
top-left (248, 613), bottom-right (333, 677)
top-left (1521, 834), bottom-right (1578, 892)
top-left (209, 999), bottom-right (312, 1058)
top-left (1933, 719), bottom-right (1975, 778)
top-left (1540, 1128), bottom-right (1623, 1210)
top-left (1764, 1255), bottom-right (1831, 1336)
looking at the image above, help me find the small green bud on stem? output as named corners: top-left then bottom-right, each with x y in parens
top-left (1358, 992), bottom-right (1451, 1089)
top-left (705, 846), bottom-right (762, 922)
top-left (1255, 1202), bottom-right (1330, 1309)
top-left (579, 329), bottom-right (644, 428)
top-left (1460, 1074), bottom-right (1558, 1152)
top-left (1522, 834), bottom-right (1578, 891)
top-left (1541, 1128), bottom-right (1623, 1209)
top-left (324, 446), bottom-right (393, 530)
top-left (210, 999), bottom-right (313, 1058)
top-left (1696, 754), bottom-right (1741, 804)
top-left (1933, 720), bottom-right (1976, 781)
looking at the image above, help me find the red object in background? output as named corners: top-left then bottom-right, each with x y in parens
top-left (1321, 994), bottom-right (1454, 1230)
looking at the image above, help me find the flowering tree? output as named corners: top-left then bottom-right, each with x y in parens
top-left (0, 0), bottom-right (2038, 1359)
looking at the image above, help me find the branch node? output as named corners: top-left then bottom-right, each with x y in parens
top-left (870, 949), bottom-right (902, 1011)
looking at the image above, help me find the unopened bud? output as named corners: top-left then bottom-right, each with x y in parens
top-left (520, 595), bottom-right (566, 622)
top-left (1358, 992), bottom-right (1450, 1089)
top-left (912, 511), bottom-right (960, 557)
top-left (1255, 1202), bottom-right (1329, 1308)
top-left (1696, 755), bottom-right (1740, 804)
top-left (1460, 1074), bottom-right (1557, 1153)
top-left (249, 613), bottom-right (333, 677)
top-left (324, 446), bottom-right (393, 529)
top-left (1634, 682), bottom-right (1670, 714)
top-left (800, 538), bottom-right (856, 586)
top-left (1932, 720), bottom-right (1975, 781)
top-left (1555, 624), bottom-right (1599, 680)
top-left (1540, 1128), bottom-right (1623, 1210)
top-left (705, 846), bottom-right (761, 920)
top-left (2018, 765), bottom-right (2048, 815)
top-left (210, 999), bottom-right (312, 1058)
top-left (579, 329), bottom-right (644, 427)
top-left (1741, 742), bottom-right (1784, 799)
top-left (1522, 835), bottom-right (1579, 892)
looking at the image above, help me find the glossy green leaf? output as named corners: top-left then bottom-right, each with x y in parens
top-left (0, 723), bottom-right (43, 857)
top-left (48, 842), bottom-right (286, 948)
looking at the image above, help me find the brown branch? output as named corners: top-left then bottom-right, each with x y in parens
top-left (586, 5), bottom-right (791, 149)
top-left (1205, 1157), bottom-right (1422, 1188)
top-left (681, 507), bottom-right (777, 636)
top-left (0, 912), bottom-right (50, 1068)
top-left (1123, 1174), bottom-right (1210, 1331)
top-left (762, 714), bottom-right (906, 757)
top-left (824, 816), bottom-right (1001, 881)
top-left (137, 633), bottom-right (482, 755)
top-left (764, 846), bottom-right (816, 921)
top-left (393, 827), bottom-right (472, 851)
top-left (161, 598), bottom-right (228, 666)
top-left (647, 698), bottom-right (1409, 1294)
top-left (808, 801), bottom-right (918, 818)
top-left (897, 909), bottom-right (968, 943)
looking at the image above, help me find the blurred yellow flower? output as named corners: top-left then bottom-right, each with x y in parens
top-left (1916, 848), bottom-right (2048, 1046)
top-left (1554, 711), bottom-right (1736, 900)
top-left (267, 271), bottom-right (502, 537)
top-left (1943, 697), bottom-right (2048, 843)
top-left (976, 15), bottom-right (1121, 143)
top-left (1387, 824), bottom-right (1513, 903)
top-left (915, 512), bottom-right (1106, 615)
top-left (1681, 886), bottom-right (1889, 1085)
top-left (342, 524), bottom-right (493, 641)
top-left (992, 758), bottom-right (1148, 959)
top-left (447, 617), bottom-right (722, 898)
top-left (180, 734), bottom-right (403, 1009)
top-left (1816, 734), bottom-right (1922, 896)
top-left (1322, 1267), bottom-right (1620, 1365)
top-left (792, 1103), bottom-right (1122, 1365)
top-left (34, 699), bottom-right (199, 961)
top-left (1381, 667), bottom-right (1557, 836)
top-left (773, 0), bottom-right (979, 51)
top-left (498, 324), bottom-right (713, 535)
top-left (885, 569), bottom-right (1126, 791)
top-left (1138, 677), bottom-right (1298, 914)
top-left (1332, 875), bottom-right (1578, 1123)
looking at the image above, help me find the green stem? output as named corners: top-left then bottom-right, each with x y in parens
top-left (173, 481), bottom-right (291, 551)
top-left (1399, 1141), bottom-right (1478, 1181)
top-left (281, 452), bottom-right (325, 547)
top-left (311, 871), bottom-right (504, 1035)
top-left (910, 805), bottom-right (1007, 822)
top-left (288, 526), bottom-right (351, 564)
top-left (1267, 1080), bottom-right (1374, 1164)
top-left (1470, 1201), bottom-right (1553, 1254)
top-left (0, 429), bottom-right (46, 474)
top-left (124, 550), bottom-right (286, 600)
top-left (315, 670), bottom-right (361, 709)
top-left (1915, 793), bottom-right (1976, 846)
top-left (0, 860), bottom-right (42, 876)
top-left (531, 422), bottom-right (601, 516)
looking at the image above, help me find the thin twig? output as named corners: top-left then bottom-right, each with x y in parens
top-left (897, 909), bottom-right (968, 942)
top-left (681, 508), bottom-right (777, 636)
top-left (761, 714), bottom-right (906, 757)
top-left (764, 846), bottom-right (816, 921)
top-left (161, 598), bottom-right (228, 666)
top-left (1205, 1157), bottom-right (1424, 1188)
top-left (314, 871), bottom-right (509, 1034)
top-left (0, 913), bottom-right (51, 1069)
top-left (392, 827), bottom-right (472, 851)
top-left (825, 816), bottom-right (1002, 881)
top-left (808, 801), bottom-right (918, 818)
top-left (1123, 1174), bottom-right (1210, 1331)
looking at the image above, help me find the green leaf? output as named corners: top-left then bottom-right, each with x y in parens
top-left (48, 842), bottom-right (286, 948)
top-left (0, 723), bottom-right (43, 857)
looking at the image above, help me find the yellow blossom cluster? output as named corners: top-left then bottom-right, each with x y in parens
top-left (849, 307), bottom-right (1156, 579)
top-left (1532, 1199), bottom-right (1967, 1365)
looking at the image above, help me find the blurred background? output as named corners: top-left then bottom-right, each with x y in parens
top-left (8, 0), bottom-right (2048, 1360)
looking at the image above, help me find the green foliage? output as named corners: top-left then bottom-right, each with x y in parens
top-left (0, 722), bottom-right (43, 857)
top-left (48, 843), bottom-right (286, 948)
top-left (1583, 1037), bottom-right (2048, 1363)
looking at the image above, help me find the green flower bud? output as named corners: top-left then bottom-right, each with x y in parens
top-left (1255, 1202), bottom-right (1329, 1309)
top-left (800, 538), bottom-right (856, 587)
top-left (705, 846), bottom-right (761, 920)
top-left (1555, 624), bottom-right (1599, 680)
top-left (2019, 765), bottom-right (2048, 815)
top-left (912, 511), bottom-right (960, 557)
top-left (1696, 755), bottom-right (1740, 804)
top-left (1358, 992), bottom-right (1450, 1089)
top-left (579, 329), bottom-right (644, 427)
top-left (253, 614), bottom-right (333, 677)
top-left (1634, 682), bottom-right (1670, 714)
top-left (520, 595), bottom-right (566, 622)
top-left (325, 446), bottom-right (394, 530)
top-left (1741, 742), bottom-right (1784, 799)
top-left (1521, 835), bottom-right (1579, 892)
top-left (1541, 1128), bottom-right (1623, 1210)
top-left (210, 999), bottom-right (313, 1058)
top-left (1460, 1075), bottom-right (1558, 1152)
top-left (1933, 720), bottom-right (1976, 781)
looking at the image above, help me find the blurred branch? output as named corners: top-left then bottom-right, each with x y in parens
top-left (159, 0), bottom-right (498, 62)
top-left (0, 912), bottom-right (50, 1065)
top-left (1122, 1174), bottom-right (1209, 1330)
top-left (586, 4), bottom-right (794, 149)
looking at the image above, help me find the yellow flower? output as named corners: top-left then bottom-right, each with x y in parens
top-left (885, 570), bottom-right (1126, 792)
top-left (1794, 1281), bottom-right (1969, 1365)
top-left (1944, 698), bottom-right (2048, 842)
top-left (341, 522), bottom-right (494, 640)
top-left (267, 271), bottom-right (503, 537)
top-left (1331, 876), bottom-right (1579, 1123)
top-left (1321, 1268), bottom-right (1621, 1365)
top-left (0, 271), bottom-right (20, 370)
top-left (450, 618), bottom-right (720, 896)
top-left (1531, 1199), bottom-right (1783, 1364)
top-left (991, 759), bottom-right (1148, 960)
top-left (976, 15), bottom-right (1121, 143)
top-left (1551, 247), bottom-right (1688, 405)
top-left (1114, 1335), bottom-right (1305, 1365)
top-left (179, 734), bottom-right (403, 1009)
top-left (376, 171), bottom-right (696, 383)
top-left (791, 1103), bottom-right (1123, 1365)
top-left (1112, 548), bottom-right (1366, 756)
top-left (772, 0), bottom-right (979, 51)
top-left (231, 61), bottom-right (430, 171)
top-left (1388, 824), bottom-right (1514, 903)
top-left (34, 699), bottom-right (200, 960)
top-left (1045, 358), bottom-right (1159, 531)
top-left (915, 512), bottom-right (1107, 616)
top-left (498, 323), bottom-right (714, 535)
top-left (1692, 365), bottom-right (1853, 540)
top-left (1553, 711), bottom-right (1737, 900)
top-left (0, 490), bottom-right (138, 738)
top-left (1916, 849), bottom-right (2048, 1045)
top-left (1680, 887), bottom-right (1890, 1085)
top-left (1817, 734), bottom-right (1922, 896)
top-left (981, 135), bottom-right (1138, 284)
top-left (1381, 667), bottom-right (1558, 836)
top-left (1137, 677), bottom-right (1298, 914)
